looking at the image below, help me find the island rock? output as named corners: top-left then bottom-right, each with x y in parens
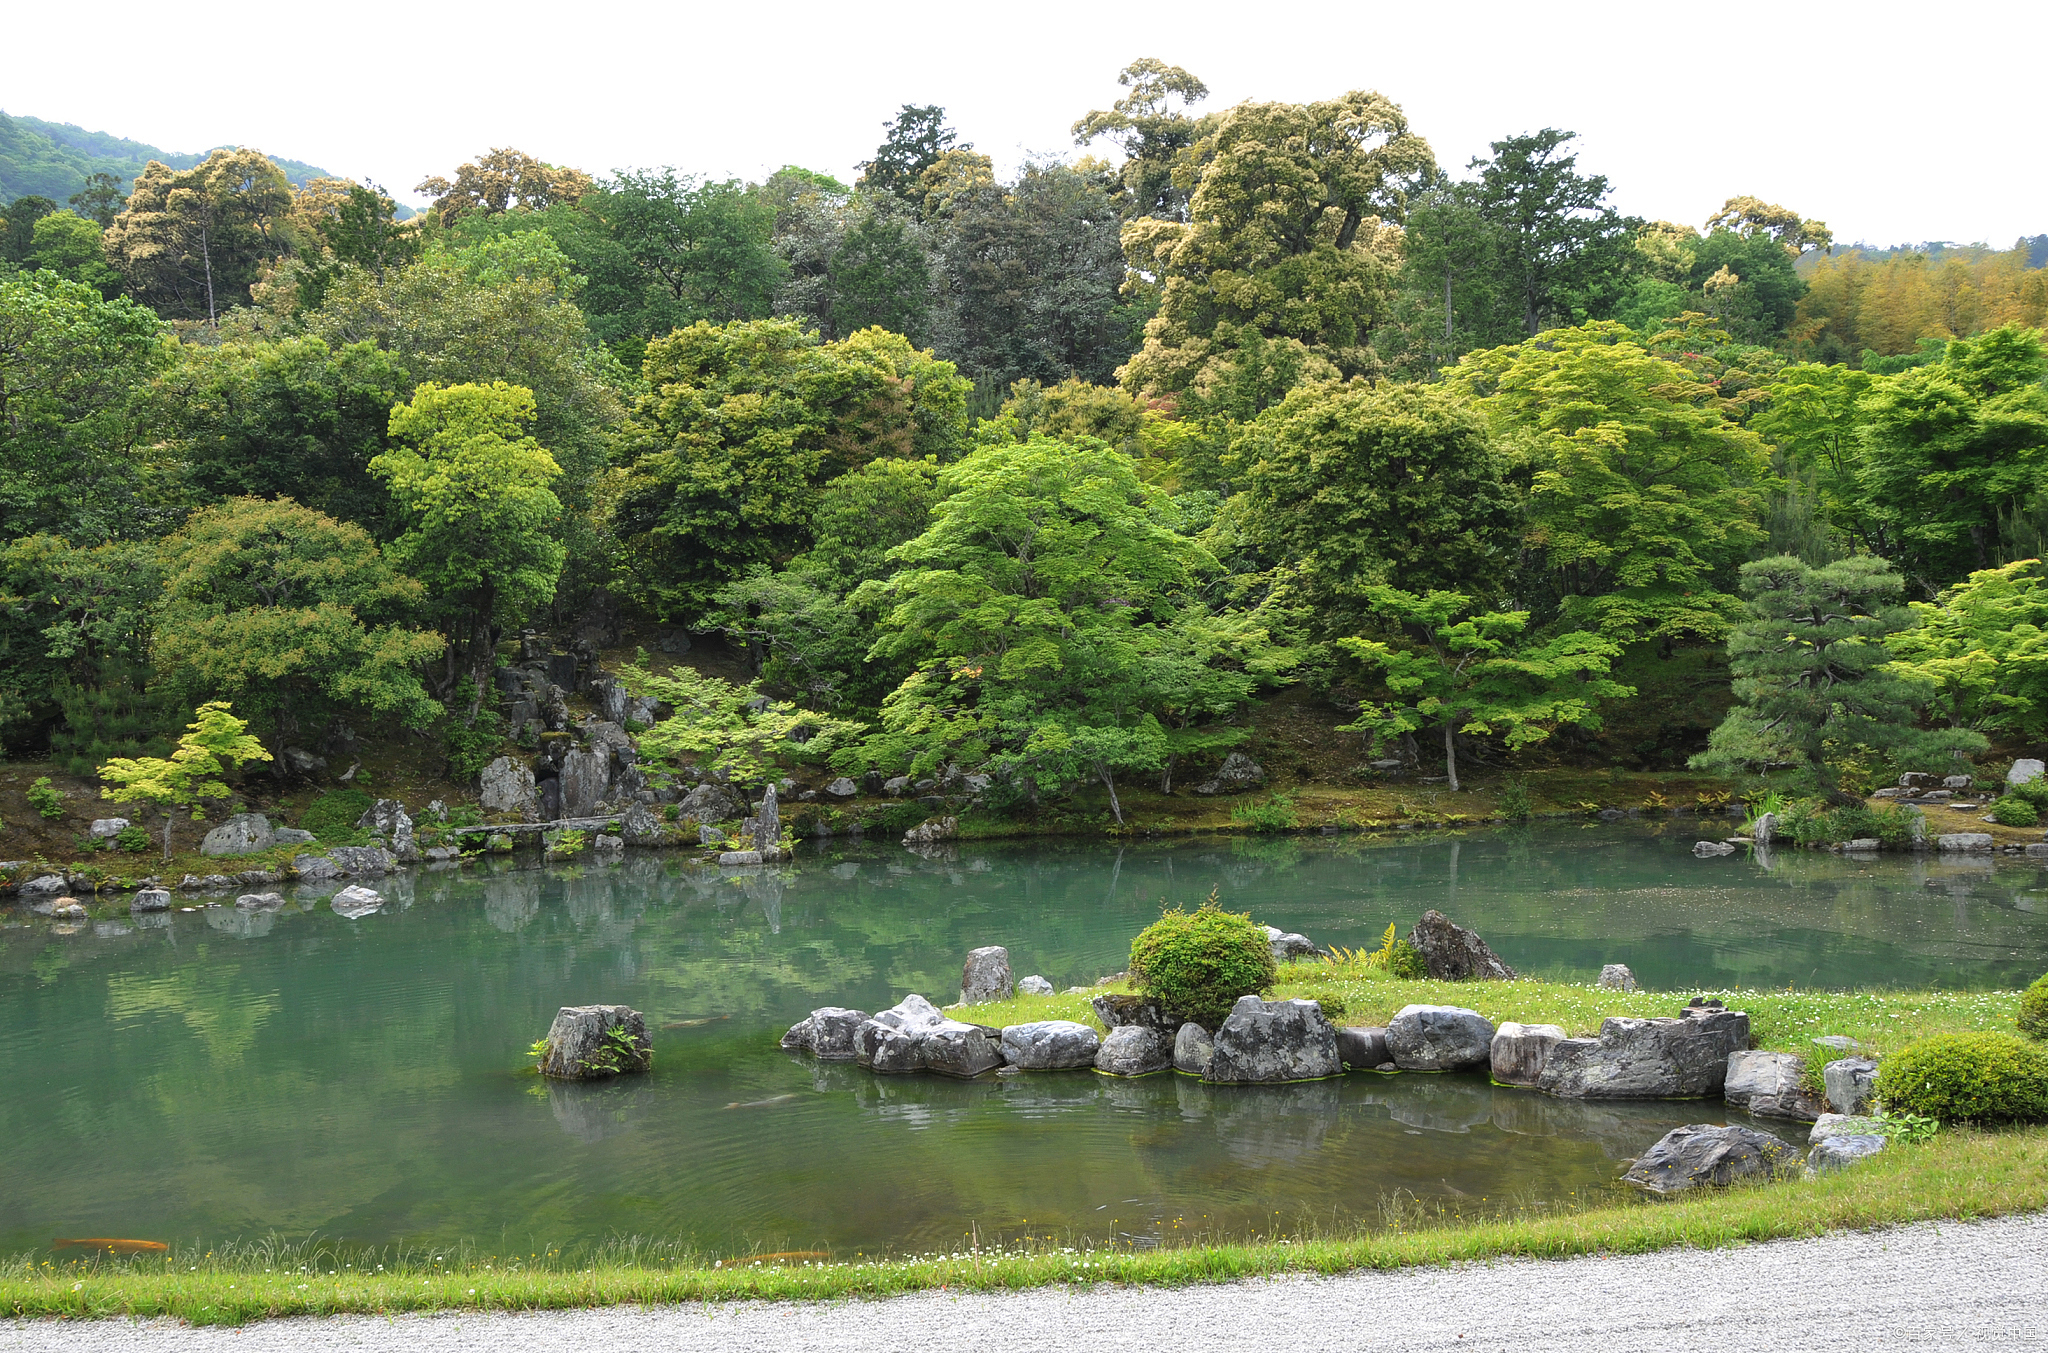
top-left (920, 1020), bottom-right (1004, 1078)
top-left (539, 1004), bottom-right (652, 1080)
top-left (1386, 1004), bottom-right (1496, 1072)
top-left (781, 1006), bottom-right (870, 1060)
top-left (1622, 1123), bottom-right (1798, 1194)
top-left (330, 884), bottom-right (383, 918)
top-left (1002, 1021), bottom-right (1101, 1070)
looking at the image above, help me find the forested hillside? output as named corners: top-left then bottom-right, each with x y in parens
top-left (4, 59), bottom-right (2046, 850)
top-left (0, 110), bottom-right (330, 205)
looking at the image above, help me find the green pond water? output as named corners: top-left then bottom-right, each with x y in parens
top-left (3, 825), bottom-right (2044, 1258)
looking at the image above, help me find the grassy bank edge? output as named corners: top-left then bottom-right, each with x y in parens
top-left (7, 1129), bottom-right (2043, 1326)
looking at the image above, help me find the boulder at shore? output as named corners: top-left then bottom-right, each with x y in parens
top-left (1490, 1021), bottom-right (1566, 1087)
top-left (1406, 910), bottom-right (1516, 981)
top-left (1095, 1025), bottom-right (1172, 1076)
top-left (781, 1007), bottom-right (869, 1060)
top-left (539, 1005), bottom-right (652, 1080)
top-left (1204, 996), bottom-right (1342, 1084)
top-left (1536, 1002), bottom-right (1750, 1100)
top-left (1386, 1004), bottom-right (1496, 1072)
top-left (1622, 1123), bottom-right (1798, 1194)
top-left (1002, 1021), bottom-right (1101, 1070)
top-left (1725, 1050), bottom-right (1826, 1121)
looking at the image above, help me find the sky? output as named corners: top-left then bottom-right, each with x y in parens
top-left (7, 0), bottom-right (2044, 247)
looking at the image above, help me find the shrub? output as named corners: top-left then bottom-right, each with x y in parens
top-left (443, 678), bottom-right (508, 781)
top-left (113, 824), bottom-right (151, 853)
top-left (2020, 973), bottom-right (2048, 1041)
top-left (1230, 794), bottom-right (1298, 833)
top-left (300, 787), bottom-right (375, 843)
top-left (1495, 778), bottom-right (1532, 820)
top-left (2009, 777), bottom-right (2048, 811)
top-left (1128, 894), bottom-right (1276, 1027)
top-left (1874, 1031), bottom-right (2048, 1124)
top-left (1361, 921), bottom-right (1428, 979)
top-left (1991, 796), bottom-right (2039, 827)
top-left (26, 776), bottom-right (65, 820)
top-left (1779, 796), bottom-right (1918, 846)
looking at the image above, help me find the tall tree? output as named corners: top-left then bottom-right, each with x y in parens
top-left (592, 170), bottom-right (786, 332)
top-left (1468, 129), bottom-right (1634, 338)
top-left (1888, 559), bottom-right (2048, 741)
top-left (1, 195), bottom-right (57, 263)
top-left (97, 701), bottom-right (271, 862)
top-left (415, 148), bottom-right (593, 227)
top-left (1071, 58), bottom-right (1216, 222)
top-left (857, 106), bottom-right (963, 204)
top-left (68, 172), bottom-right (128, 228)
top-left (26, 210), bottom-right (123, 298)
top-left (102, 149), bottom-right (295, 324)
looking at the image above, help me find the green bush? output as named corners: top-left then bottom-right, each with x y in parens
top-left (1991, 796), bottom-right (2039, 827)
top-left (300, 788), bottom-right (375, 843)
top-left (1874, 1031), bottom-right (2048, 1125)
top-left (444, 679), bottom-right (508, 781)
top-left (26, 776), bottom-right (65, 820)
top-left (2008, 776), bottom-right (2048, 810)
top-left (1128, 896), bottom-right (1276, 1027)
top-left (2020, 973), bottom-right (2048, 1041)
top-left (1230, 794), bottom-right (1298, 833)
top-left (113, 824), bottom-right (151, 853)
top-left (1495, 778), bottom-right (1533, 820)
top-left (1778, 796), bottom-right (1918, 846)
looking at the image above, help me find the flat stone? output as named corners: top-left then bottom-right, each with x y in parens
top-left (1809, 1113), bottom-right (1884, 1143)
top-left (960, 945), bottom-right (1014, 1002)
top-left (717, 850), bottom-right (765, 866)
top-left (1598, 964), bottom-right (1637, 991)
top-left (1336, 1026), bottom-right (1390, 1070)
top-left (781, 1006), bottom-right (869, 1060)
top-left (1824, 1057), bottom-right (1881, 1116)
top-left (1807, 1133), bottom-right (1887, 1176)
top-left (1490, 1021), bottom-right (1567, 1087)
top-left (322, 846), bottom-right (397, 877)
top-left (1016, 975), bottom-right (1054, 996)
top-left (1002, 1020), bottom-right (1101, 1070)
top-left (330, 885), bottom-right (383, 919)
top-left (1387, 1004), bottom-right (1496, 1072)
top-left (1725, 1050), bottom-right (1825, 1121)
top-left (130, 888), bottom-right (171, 913)
top-left (1937, 833), bottom-right (1993, 853)
top-left (920, 1020), bottom-right (1004, 1078)
top-left (273, 827), bottom-right (317, 847)
top-left (1813, 1035), bottom-right (1859, 1052)
top-left (89, 818), bottom-right (130, 839)
top-left (294, 854), bottom-right (341, 881)
top-left (233, 892), bottom-right (285, 911)
top-left (1536, 1003), bottom-right (1751, 1099)
top-left (1694, 840), bottom-right (1737, 857)
top-left (1205, 996), bottom-right (1342, 1084)
top-left (1623, 1123), bottom-right (1798, 1194)
top-left (1407, 910), bottom-right (1515, 981)
top-left (539, 1004), bottom-right (651, 1080)
top-left (1263, 925), bottom-right (1319, 961)
top-left (1094, 1025), bottom-right (1172, 1076)
top-left (1173, 1022), bottom-right (1215, 1076)
top-left (1090, 993), bottom-right (1174, 1031)
top-left (17, 874), bottom-right (68, 897)
top-left (200, 813), bottom-right (275, 858)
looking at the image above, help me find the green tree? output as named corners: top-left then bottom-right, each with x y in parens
top-left (1753, 360), bottom-right (1882, 554)
top-left (1856, 325), bottom-right (2048, 591)
top-left (25, 210), bottom-right (121, 297)
top-left (828, 207), bottom-right (933, 343)
top-left (374, 382), bottom-right (566, 710)
top-left (154, 497), bottom-right (444, 754)
top-left (1231, 381), bottom-right (1521, 630)
top-left (1117, 90), bottom-right (1434, 403)
top-left (613, 319), bottom-right (970, 615)
top-left (414, 147), bottom-right (593, 226)
top-left (101, 149), bottom-right (295, 323)
top-left (98, 700), bottom-right (272, 861)
top-left (1467, 129), bottom-right (1637, 338)
top-left (1690, 555), bottom-right (1985, 788)
top-left (0, 534), bottom-right (161, 752)
top-left (288, 179), bottom-right (423, 311)
top-left (1, 195), bottom-right (57, 263)
top-left (1072, 58), bottom-right (1217, 223)
top-left (1887, 559), bottom-right (2048, 740)
top-left (857, 105), bottom-right (964, 204)
top-left (589, 170), bottom-right (785, 335)
top-left (1451, 322), bottom-right (1770, 644)
top-left (1336, 586), bottom-right (1631, 792)
top-left (619, 661), bottom-right (864, 785)
top-left (68, 172), bottom-right (128, 228)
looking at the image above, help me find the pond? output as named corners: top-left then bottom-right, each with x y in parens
top-left (4, 825), bottom-right (2044, 1258)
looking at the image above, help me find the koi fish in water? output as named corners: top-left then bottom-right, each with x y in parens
top-left (53, 1238), bottom-right (169, 1254)
top-left (722, 1093), bottom-right (802, 1110)
top-left (661, 1016), bottom-right (730, 1030)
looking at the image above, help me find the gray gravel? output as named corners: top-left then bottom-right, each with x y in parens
top-left (7, 1212), bottom-right (2043, 1353)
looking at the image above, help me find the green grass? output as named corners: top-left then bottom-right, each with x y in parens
top-left (6, 1128), bottom-right (2042, 1325)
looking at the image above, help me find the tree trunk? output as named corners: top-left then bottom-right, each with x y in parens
top-left (1160, 753), bottom-right (1175, 794)
top-left (1444, 270), bottom-right (1454, 344)
top-left (1097, 761), bottom-right (1125, 827)
top-left (162, 810), bottom-right (173, 864)
top-left (201, 224), bottom-right (217, 327)
top-left (1441, 716), bottom-right (1461, 793)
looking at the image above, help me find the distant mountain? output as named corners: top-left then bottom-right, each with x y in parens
top-left (0, 109), bottom-right (333, 205)
top-left (1803, 235), bottom-right (2048, 269)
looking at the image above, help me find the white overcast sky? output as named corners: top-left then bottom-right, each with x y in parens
top-left (7, 0), bottom-right (2043, 246)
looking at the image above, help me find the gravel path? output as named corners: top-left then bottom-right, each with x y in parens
top-left (7, 1213), bottom-right (2043, 1353)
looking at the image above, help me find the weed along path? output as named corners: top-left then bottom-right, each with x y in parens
top-left (5, 1212), bottom-right (2041, 1352)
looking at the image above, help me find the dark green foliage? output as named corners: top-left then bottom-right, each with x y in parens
top-left (1466, 129), bottom-right (1638, 340)
top-left (1776, 797), bottom-right (1920, 847)
top-left (1874, 1032), bottom-right (2048, 1125)
top-left (300, 788), bottom-right (374, 842)
top-left (443, 679), bottom-right (507, 782)
top-left (1992, 796), bottom-right (2040, 827)
top-left (112, 823), bottom-right (151, 853)
top-left (48, 669), bottom-right (180, 777)
top-left (1127, 899), bottom-right (1276, 1028)
top-left (828, 209), bottom-right (932, 343)
top-left (0, 195), bottom-right (56, 263)
top-left (2018, 974), bottom-right (2048, 1041)
top-left (857, 105), bottom-right (962, 203)
top-left (1229, 794), bottom-right (1298, 833)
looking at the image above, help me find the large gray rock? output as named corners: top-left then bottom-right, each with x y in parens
top-left (1095, 1025), bottom-right (1172, 1076)
top-left (619, 800), bottom-right (667, 847)
top-left (781, 1006), bottom-right (871, 1059)
top-left (1263, 926), bottom-right (1319, 961)
top-left (854, 994), bottom-right (949, 1072)
top-left (1017, 975), bottom-right (1054, 996)
top-left (89, 817), bottom-right (130, 839)
top-left (1622, 1123), bottom-right (1798, 1195)
top-left (1191, 752), bottom-right (1265, 796)
top-left (234, 891), bottom-right (285, 911)
top-left (355, 799), bottom-right (417, 863)
top-left (1090, 993), bottom-right (1175, 1031)
top-left (1598, 964), bottom-right (1637, 992)
top-left (903, 815), bottom-right (957, 846)
top-left (1694, 840), bottom-right (1737, 857)
top-left (1490, 1022), bottom-right (1567, 1087)
top-left (1809, 1113), bottom-right (1883, 1143)
top-left (539, 1004), bottom-right (652, 1080)
top-left (325, 846), bottom-right (397, 877)
top-left (1824, 1057), bottom-right (1881, 1116)
top-left (1752, 811), bottom-right (1778, 845)
top-left (1386, 1004), bottom-right (1496, 1072)
top-left (1002, 1020), bottom-right (1100, 1070)
top-left (1807, 1133), bottom-right (1887, 1176)
top-left (2008, 759), bottom-right (2046, 787)
top-left (823, 776), bottom-right (859, 798)
top-left (18, 873), bottom-right (68, 897)
top-left (961, 945), bottom-right (1014, 1002)
top-left (294, 854), bottom-right (342, 881)
top-left (1205, 996), bottom-right (1342, 1083)
top-left (559, 749), bottom-right (610, 818)
top-left (480, 757), bottom-right (539, 820)
top-left (1173, 1022), bottom-right (1215, 1076)
top-left (1937, 833), bottom-right (1993, 853)
top-left (200, 813), bottom-right (274, 857)
top-left (1536, 1003), bottom-right (1750, 1100)
top-left (1407, 910), bottom-right (1516, 981)
top-left (1725, 1050), bottom-right (1825, 1121)
top-left (330, 884), bottom-right (383, 919)
top-left (273, 827), bottom-right (316, 847)
top-left (130, 888), bottom-right (171, 913)
top-left (1336, 1026), bottom-right (1390, 1070)
top-left (920, 1020), bottom-right (1005, 1078)
top-left (753, 783), bottom-right (781, 852)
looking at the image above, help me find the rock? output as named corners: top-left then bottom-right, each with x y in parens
top-left (853, 994), bottom-right (950, 1073)
top-left (1204, 996), bottom-right (1342, 1084)
top-left (1898, 772), bottom-right (1939, 791)
top-left (1386, 1004), bottom-right (1496, 1072)
top-left (2008, 759), bottom-right (2045, 787)
top-left (327, 846), bottom-right (397, 877)
top-left (178, 873), bottom-right (235, 891)
top-left (1095, 1025), bottom-right (1172, 1076)
top-left (1725, 1050), bottom-right (1825, 1121)
top-left (882, 775), bottom-right (912, 796)
top-left (1017, 975), bottom-right (1054, 996)
top-left (1263, 925), bottom-right (1319, 961)
top-left (233, 892), bottom-right (285, 910)
top-left (903, 815), bottom-right (957, 846)
top-left (1536, 1003), bottom-right (1751, 1100)
top-left (1090, 993), bottom-right (1174, 1031)
top-left (823, 777), bottom-right (859, 798)
top-left (1823, 1056), bottom-right (1881, 1116)
top-left (1807, 1133), bottom-right (1887, 1176)
top-left (1943, 774), bottom-right (1974, 790)
top-left (1841, 838), bottom-right (1880, 853)
top-left (355, 799), bottom-right (417, 863)
top-left (677, 782), bottom-right (741, 822)
top-left (1694, 840), bottom-right (1737, 857)
top-left (293, 854), bottom-right (340, 881)
top-left (486, 833), bottom-right (513, 853)
top-left (1622, 1124), bottom-right (1798, 1195)
top-left (1490, 1022), bottom-right (1567, 1087)
top-left (538, 1004), bottom-right (651, 1080)
top-left (1407, 910), bottom-right (1516, 981)
top-left (1191, 751), bottom-right (1265, 796)
top-left (36, 896), bottom-right (88, 919)
top-left (592, 834), bottom-right (624, 854)
top-left (424, 845), bottom-right (460, 863)
top-left (330, 885), bottom-right (383, 918)
top-left (1752, 811), bottom-right (1778, 845)
top-left (1812, 1035), bottom-right (1858, 1052)
top-left (200, 813), bottom-right (275, 858)
top-left (697, 823), bottom-right (726, 845)
top-left (559, 749), bottom-right (610, 818)
top-left (1336, 1026), bottom-right (1390, 1070)
top-left (752, 783), bottom-right (782, 853)
top-left (1172, 1022), bottom-right (1216, 1075)
top-left (619, 801), bottom-right (666, 847)
top-left (131, 888), bottom-right (171, 913)
top-left (272, 827), bottom-right (316, 847)
top-left (1936, 833), bottom-right (1993, 853)
top-left (2028, 844), bottom-right (2048, 859)
top-left (19, 873), bottom-right (67, 897)
top-left (962, 773), bottom-right (992, 793)
top-left (920, 1020), bottom-right (1005, 1078)
top-left (1598, 963), bottom-right (1638, 991)
top-left (960, 945), bottom-right (1014, 1002)
top-left (717, 850), bottom-right (764, 866)
top-left (282, 747), bottom-right (328, 778)
top-left (781, 1006), bottom-right (870, 1059)
top-left (480, 757), bottom-right (539, 821)
top-left (89, 818), bottom-right (130, 839)
top-left (1003, 1020), bottom-right (1102, 1070)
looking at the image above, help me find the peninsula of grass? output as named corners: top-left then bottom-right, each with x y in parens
top-left (6, 1127), bottom-right (2043, 1326)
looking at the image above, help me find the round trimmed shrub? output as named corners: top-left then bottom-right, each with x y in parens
top-left (2020, 973), bottom-right (2048, 1041)
top-left (1128, 900), bottom-right (1276, 1028)
top-left (1875, 1031), bottom-right (2048, 1124)
top-left (1991, 796), bottom-right (2039, 827)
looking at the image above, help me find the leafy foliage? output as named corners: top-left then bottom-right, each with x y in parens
top-left (26, 775), bottom-right (64, 819)
top-left (97, 701), bottom-right (271, 860)
top-left (1887, 559), bottom-right (2048, 739)
top-left (2019, 974), bottom-right (2048, 1042)
top-left (299, 787), bottom-right (375, 841)
top-left (1128, 897), bottom-right (1276, 1028)
top-left (621, 661), bottom-right (864, 784)
top-left (1991, 796), bottom-right (2039, 827)
top-left (1874, 1032), bottom-right (2048, 1125)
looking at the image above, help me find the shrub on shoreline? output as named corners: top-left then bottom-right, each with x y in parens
top-left (1128, 895), bottom-right (1275, 1027)
top-left (1876, 1031), bottom-right (2048, 1125)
